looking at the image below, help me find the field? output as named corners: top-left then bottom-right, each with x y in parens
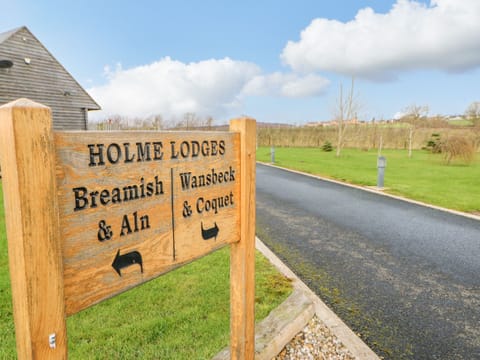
top-left (0, 183), bottom-right (292, 359)
top-left (257, 123), bottom-right (479, 150)
top-left (257, 147), bottom-right (480, 213)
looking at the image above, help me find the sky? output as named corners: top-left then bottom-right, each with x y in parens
top-left (2, 0), bottom-right (480, 125)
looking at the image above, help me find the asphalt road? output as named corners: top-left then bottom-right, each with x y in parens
top-left (255, 163), bottom-right (480, 360)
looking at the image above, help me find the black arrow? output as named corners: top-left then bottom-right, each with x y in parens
top-left (112, 250), bottom-right (143, 276)
top-left (201, 222), bottom-right (219, 240)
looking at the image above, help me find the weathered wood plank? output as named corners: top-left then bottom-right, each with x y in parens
top-left (54, 131), bottom-right (241, 315)
top-left (0, 99), bottom-right (67, 359)
top-left (0, 98), bottom-right (255, 357)
top-left (229, 118), bottom-right (256, 360)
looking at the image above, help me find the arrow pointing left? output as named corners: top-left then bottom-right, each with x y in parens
top-left (112, 250), bottom-right (143, 276)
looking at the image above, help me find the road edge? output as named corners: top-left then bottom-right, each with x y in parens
top-left (212, 237), bottom-right (379, 360)
top-left (258, 161), bottom-right (480, 222)
top-left (255, 237), bottom-right (380, 360)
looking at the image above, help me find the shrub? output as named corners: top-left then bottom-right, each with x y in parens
top-left (425, 133), bottom-right (442, 153)
top-left (439, 136), bottom-right (477, 164)
top-left (321, 141), bottom-right (333, 152)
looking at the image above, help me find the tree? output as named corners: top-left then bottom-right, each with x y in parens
top-left (401, 104), bottom-right (429, 158)
top-left (467, 103), bottom-right (480, 149)
top-left (184, 112), bottom-right (195, 130)
top-left (465, 101), bottom-right (480, 124)
top-left (205, 116), bottom-right (214, 130)
top-left (440, 136), bottom-right (476, 165)
top-left (333, 77), bottom-right (359, 157)
top-left (152, 114), bottom-right (163, 130)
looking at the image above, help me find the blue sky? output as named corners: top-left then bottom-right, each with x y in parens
top-left (2, 0), bottom-right (480, 124)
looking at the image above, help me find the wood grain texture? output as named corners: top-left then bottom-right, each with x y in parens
top-left (0, 102), bottom-right (254, 359)
top-left (229, 118), bottom-right (256, 360)
top-left (0, 99), bottom-right (67, 359)
top-left (54, 131), bottom-right (240, 314)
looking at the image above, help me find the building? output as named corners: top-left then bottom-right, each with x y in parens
top-left (0, 26), bottom-right (100, 130)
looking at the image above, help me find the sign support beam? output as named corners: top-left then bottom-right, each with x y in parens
top-left (0, 99), bottom-right (256, 358)
top-left (229, 118), bottom-right (256, 360)
top-left (0, 99), bottom-right (67, 359)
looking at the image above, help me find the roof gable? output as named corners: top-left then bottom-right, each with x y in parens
top-left (0, 26), bottom-right (100, 112)
top-left (0, 26), bottom-right (23, 45)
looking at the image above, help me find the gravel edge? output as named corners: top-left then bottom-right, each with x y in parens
top-left (255, 238), bottom-right (380, 360)
top-left (274, 315), bottom-right (357, 360)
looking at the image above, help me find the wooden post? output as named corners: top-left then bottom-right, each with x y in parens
top-left (0, 99), bottom-right (67, 359)
top-left (229, 118), bottom-right (256, 359)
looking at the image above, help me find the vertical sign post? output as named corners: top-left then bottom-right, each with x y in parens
top-left (229, 119), bottom-right (256, 360)
top-left (0, 99), bottom-right (256, 359)
top-left (0, 99), bottom-right (67, 359)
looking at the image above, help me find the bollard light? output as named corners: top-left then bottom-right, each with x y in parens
top-left (377, 156), bottom-right (386, 188)
top-left (377, 156), bottom-right (387, 169)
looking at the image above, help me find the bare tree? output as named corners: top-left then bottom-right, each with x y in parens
top-left (178, 112), bottom-right (199, 130)
top-left (133, 117), bottom-right (143, 129)
top-left (465, 101), bottom-right (480, 124)
top-left (402, 104), bottom-right (429, 158)
top-left (334, 77), bottom-right (359, 157)
top-left (151, 114), bottom-right (163, 130)
top-left (91, 112), bottom-right (217, 132)
top-left (466, 103), bottom-right (480, 148)
top-left (440, 136), bottom-right (476, 165)
top-left (205, 116), bottom-right (214, 130)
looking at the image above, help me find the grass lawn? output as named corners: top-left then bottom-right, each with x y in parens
top-left (448, 119), bottom-right (474, 126)
top-left (257, 147), bottom-right (480, 213)
top-left (0, 183), bottom-right (292, 359)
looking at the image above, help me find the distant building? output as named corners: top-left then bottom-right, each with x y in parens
top-left (0, 26), bottom-right (100, 130)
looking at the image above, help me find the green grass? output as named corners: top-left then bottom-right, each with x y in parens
top-left (0, 184), bottom-right (15, 360)
top-left (448, 119), bottom-right (474, 126)
top-left (258, 147), bottom-right (480, 213)
top-left (0, 183), bottom-right (292, 359)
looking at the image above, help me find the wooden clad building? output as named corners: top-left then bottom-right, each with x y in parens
top-left (0, 26), bottom-right (100, 130)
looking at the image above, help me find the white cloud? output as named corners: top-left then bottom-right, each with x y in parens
top-left (281, 0), bottom-right (480, 79)
top-left (89, 57), bottom-right (330, 120)
top-left (89, 57), bottom-right (259, 119)
top-left (393, 111), bottom-right (406, 120)
top-left (242, 72), bottom-right (330, 97)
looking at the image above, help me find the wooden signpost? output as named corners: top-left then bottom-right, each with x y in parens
top-left (0, 99), bottom-right (256, 359)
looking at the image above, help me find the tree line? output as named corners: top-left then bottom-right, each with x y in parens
top-left (89, 112), bottom-right (215, 131)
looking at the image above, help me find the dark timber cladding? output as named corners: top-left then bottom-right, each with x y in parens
top-left (0, 26), bottom-right (100, 130)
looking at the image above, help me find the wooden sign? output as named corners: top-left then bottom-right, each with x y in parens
top-left (56, 131), bottom-right (241, 314)
top-left (0, 99), bottom-right (256, 359)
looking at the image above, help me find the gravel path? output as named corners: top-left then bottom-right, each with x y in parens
top-left (275, 316), bottom-right (357, 360)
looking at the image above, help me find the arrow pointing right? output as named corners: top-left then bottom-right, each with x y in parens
top-left (201, 222), bottom-right (219, 240)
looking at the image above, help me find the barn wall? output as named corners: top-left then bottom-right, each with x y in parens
top-left (0, 27), bottom-right (99, 130)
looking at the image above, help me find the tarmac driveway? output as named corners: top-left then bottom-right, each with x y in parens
top-left (256, 163), bottom-right (480, 360)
